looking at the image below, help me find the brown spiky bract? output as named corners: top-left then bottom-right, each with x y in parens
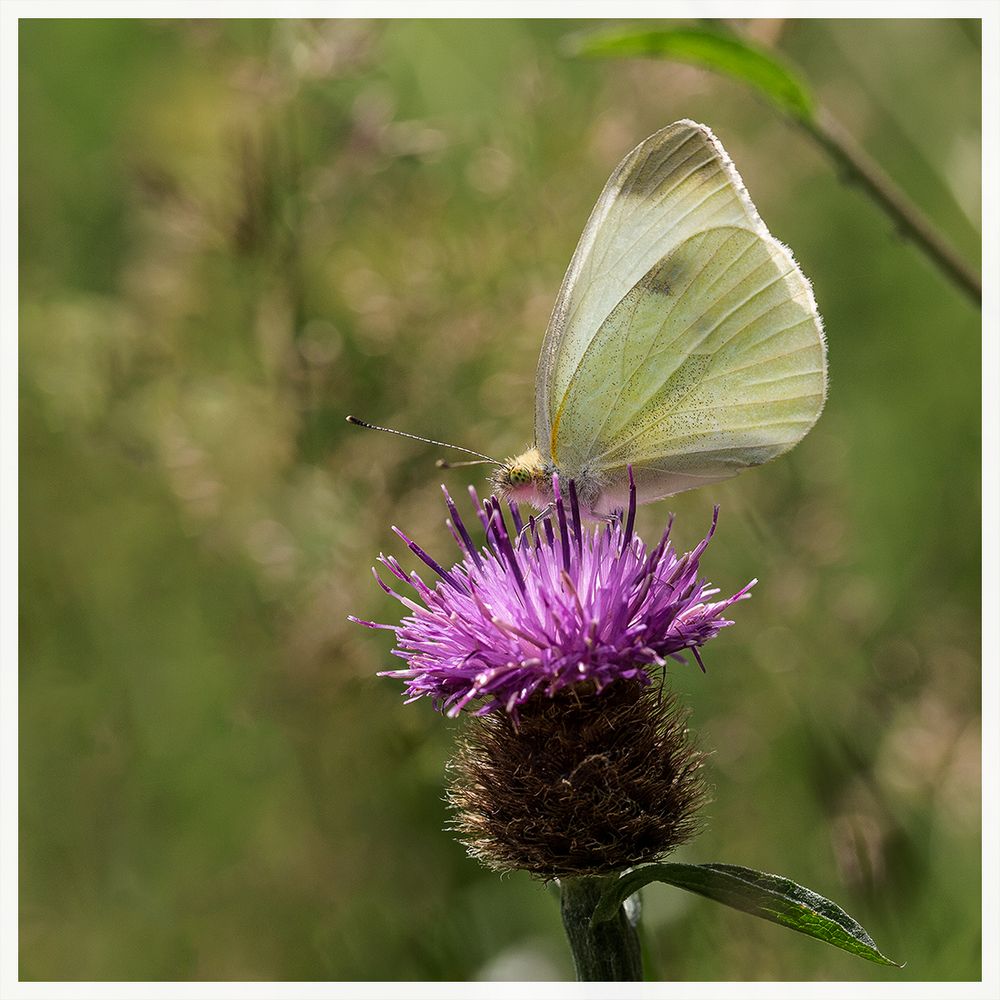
top-left (447, 681), bottom-right (709, 878)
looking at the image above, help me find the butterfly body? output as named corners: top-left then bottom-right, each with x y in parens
top-left (493, 119), bottom-right (826, 516)
top-left (493, 449), bottom-right (607, 515)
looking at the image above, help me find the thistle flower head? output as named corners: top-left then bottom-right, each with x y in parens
top-left (449, 680), bottom-right (709, 877)
top-left (353, 473), bottom-right (753, 719)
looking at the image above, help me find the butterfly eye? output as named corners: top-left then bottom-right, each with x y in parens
top-left (509, 466), bottom-right (531, 486)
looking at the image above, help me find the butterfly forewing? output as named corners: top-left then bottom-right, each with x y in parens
top-left (535, 120), bottom-right (773, 455)
top-left (536, 120), bottom-right (826, 504)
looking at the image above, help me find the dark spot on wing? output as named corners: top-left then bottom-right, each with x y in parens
top-left (638, 270), bottom-right (672, 297)
top-left (638, 247), bottom-right (697, 299)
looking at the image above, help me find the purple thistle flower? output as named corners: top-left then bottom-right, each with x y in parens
top-left (351, 471), bottom-right (754, 719)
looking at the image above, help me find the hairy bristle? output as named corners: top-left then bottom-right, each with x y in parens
top-left (447, 681), bottom-right (709, 878)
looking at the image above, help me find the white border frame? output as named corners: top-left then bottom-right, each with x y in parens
top-left (3, 4), bottom-right (996, 998)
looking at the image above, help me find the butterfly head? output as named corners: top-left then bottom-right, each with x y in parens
top-left (492, 447), bottom-right (553, 509)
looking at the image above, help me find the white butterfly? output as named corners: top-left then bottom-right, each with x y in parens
top-left (492, 119), bottom-right (827, 517)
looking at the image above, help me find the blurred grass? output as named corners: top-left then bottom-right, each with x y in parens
top-left (19, 18), bottom-right (981, 981)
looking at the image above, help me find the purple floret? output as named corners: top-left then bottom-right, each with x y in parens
top-left (351, 471), bottom-right (754, 719)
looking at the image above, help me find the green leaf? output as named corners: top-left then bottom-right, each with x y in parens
top-left (568, 26), bottom-right (815, 121)
top-left (593, 863), bottom-right (900, 967)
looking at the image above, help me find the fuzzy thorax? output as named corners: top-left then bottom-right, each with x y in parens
top-left (491, 447), bottom-right (551, 508)
top-left (492, 446), bottom-right (606, 515)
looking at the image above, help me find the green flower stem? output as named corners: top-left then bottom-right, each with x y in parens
top-left (559, 875), bottom-right (643, 981)
top-left (570, 24), bottom-right (981, 308)
top-left (798, 106), bottom-right (981, 307)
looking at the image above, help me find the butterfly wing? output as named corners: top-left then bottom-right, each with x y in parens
top-left (552, 225), bottom-right (826, 508)
top-left (535, 120), bottom-right (826, 504)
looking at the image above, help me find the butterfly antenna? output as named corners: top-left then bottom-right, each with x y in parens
top-left (346, 415), bottom-right (498, 464)
top-left (435, 457), bottom-right (493, 469)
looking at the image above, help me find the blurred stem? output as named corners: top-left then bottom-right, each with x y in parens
top-left (559, 875), bottom-right (643, 981)
top-left (797, 106), bottom-right (981, 306)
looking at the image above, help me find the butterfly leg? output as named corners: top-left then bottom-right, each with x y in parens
top-left (592, 510), bottom-right (623, 527)
top-left (515, 503), bottom-right (555, 546)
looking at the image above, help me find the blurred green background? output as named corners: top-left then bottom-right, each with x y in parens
top-left (20, 18), bottom-right (981, 981)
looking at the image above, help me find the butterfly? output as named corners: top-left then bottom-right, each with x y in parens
top-left (350, 120), bottom-right (827, 517)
